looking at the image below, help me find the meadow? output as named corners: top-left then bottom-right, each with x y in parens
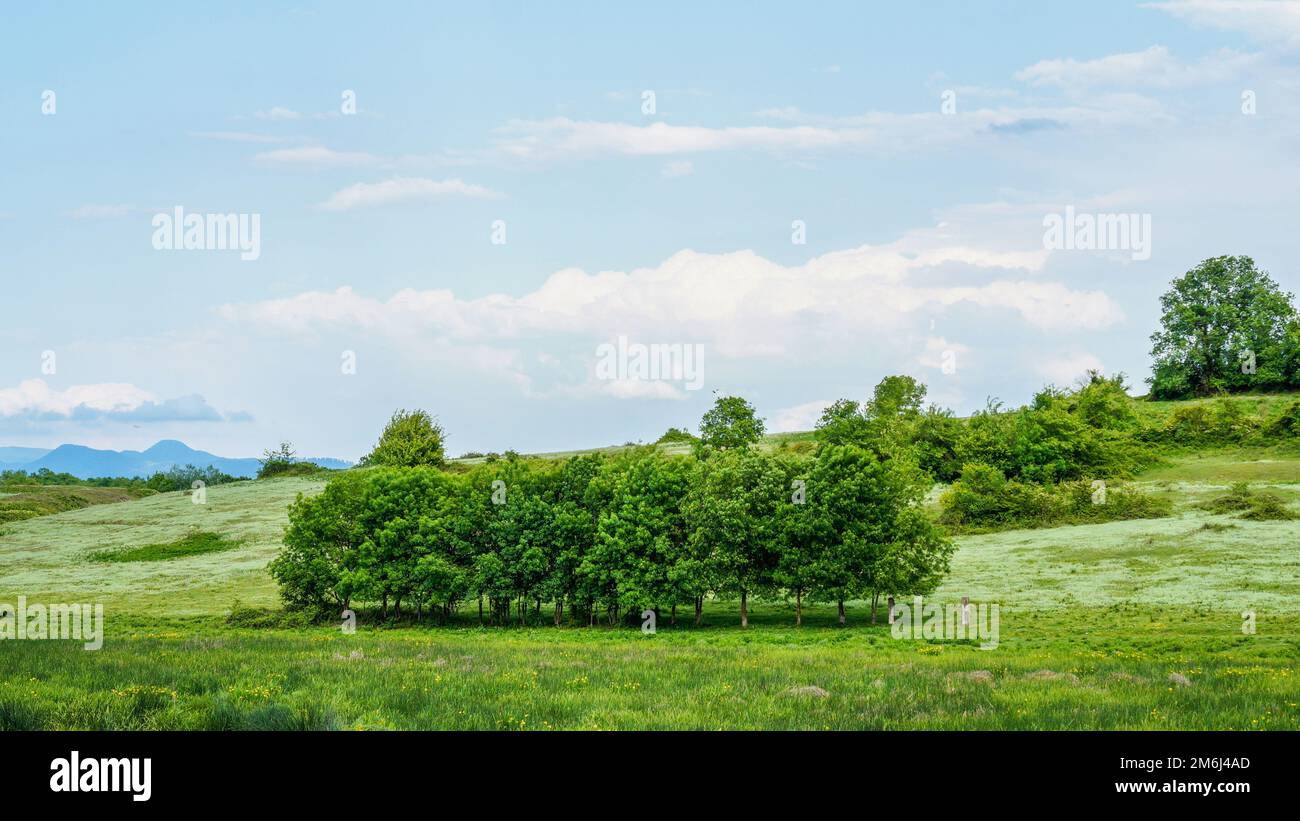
top-left (1, 441), bottom-right (1297, 730)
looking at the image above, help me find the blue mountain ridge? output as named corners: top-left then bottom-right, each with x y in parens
top-left (2, 440), bottom-right (351, 479)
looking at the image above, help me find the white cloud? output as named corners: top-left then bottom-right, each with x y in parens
top-left (220, 235), bottom-right (1120, 358)
top-left (492, 118), bottom-right (876, 159)
top-left (918, 337), bottom-right (972, 372)
top-left (1035, 352), bottom-right (1106, 386)
top-left (0, 380), bottom-right (234, 423)
top-left (488, 100), bottom-right (1168, 163)
top-left (1016, 45), bottom-right (1262, 89)
top-left (254, 106), bottom-right (304, 121)
top-left (1146, 0), bottom-right (1300, 46)
top-left (598, 380), bottom-right (688, 400)
top-left (188, 131), bottom-right (298, 144)
top-left (769, 399), bottom-right (831, 433)
top-left (0, 380), bottom-right (154, 417)
top-left (254, 146), bottom-right (381, 168)
top-left (317, 177), bottom-right (505, 211)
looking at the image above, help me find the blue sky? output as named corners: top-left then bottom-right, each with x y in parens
top-left (3, 0), bottom-right (1300, 459)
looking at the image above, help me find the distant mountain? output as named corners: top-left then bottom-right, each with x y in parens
top-left (3, 440), bottom-right (351, 479)
top-left (0, 446), bottom-right (51, 469)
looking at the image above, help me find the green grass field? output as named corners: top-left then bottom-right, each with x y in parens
top-left (1, 445), bottom-right (1297, 730)
top-left (0, 484), bottom-right (150, 524)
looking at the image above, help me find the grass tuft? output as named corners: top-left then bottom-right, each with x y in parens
top-left (90, 530), bottom-right (245, 563)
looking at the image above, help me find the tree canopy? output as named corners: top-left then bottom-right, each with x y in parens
top-left (698, 394), bottom-right (766, 450)
top-left (361, 409), bottom-right (447, 468)
top-left (1149, 255), bottom-right (1300, 399)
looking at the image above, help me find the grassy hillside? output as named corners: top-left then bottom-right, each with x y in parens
top-left (0, 484), bottom-right (152, 524)
top-left (1, 396), bottom-right (1298, 729)
top-left (0, 477), bottom-right (324, 616)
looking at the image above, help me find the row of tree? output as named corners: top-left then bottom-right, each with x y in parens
top-left (269, 439), bottom-right (953, 628)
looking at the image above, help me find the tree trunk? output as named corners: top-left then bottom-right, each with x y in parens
top-left (741, 589), bottom-right (748, 628)
top-left (838, 599), bottom-right (845, 625)
top-left (478, 596), bottom-right (483, 625)
top-left (670, 603), bottom-right (677, 627)
top-left (870, 592), bottom-right (879, 624)
top-left (694, 596), bottom-right (703, 626)
top-left (796, 589), bottom-right (802, 627)
top-left (381, 593), bottom-right (388, 621)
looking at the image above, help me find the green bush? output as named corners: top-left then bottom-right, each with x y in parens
top-left (1198, 482), bottom-right (1297, 521)
top-left (939, 463), bottom-right (1171, 531)
top-left (1265, 400), bottom-right (1300, 438)
top-left (257, 461), bottom-right (328, 479)
top-left (225, 602), bottom-right (313, 629)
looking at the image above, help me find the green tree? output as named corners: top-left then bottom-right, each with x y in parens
top-left (808, 444), bottom-right (949, 624)
top-left (684, 449), bottom-right (785, 627)
top-left (361, 409), bottom-right (447, 468)
top-left (257, 441), bottom-right (298, 479)
top-left (815, 376), bottom-right (925, 452)
top-left (1149, 256), bottom-right (1300, 398)
top-left (772, 454), bottom-right (829, 626)
top-left (270, 470), bottom-right (369, 613)
top-left (354, 468), bottom-right (460, 620)
top-left (698, 395), bottom-right (765, 450)
top-left (813, 398), bottom-right (871, 447)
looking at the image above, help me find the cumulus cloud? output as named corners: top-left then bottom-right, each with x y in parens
top-left (1035, 352), bottom-right (1106, 386)
top-left (769, 400), bottom-right (832, 433)
top-left (1145, 0), bottom-right (1300, 47)
top-left (0, 380), bottom-right (235, 423)
top-left (218, 232), bottom-right (1122, 396)
top-left (317, 177), bottom-right (505, 211)
top-left (918, 337), bottom-right (972, 373)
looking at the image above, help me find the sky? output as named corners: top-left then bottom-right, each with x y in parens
top-left (3, 0), bottom-right (1300, 460)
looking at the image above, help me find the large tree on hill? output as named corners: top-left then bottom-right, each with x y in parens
top-left (361, 409), bottom-right (446, 468)
top-left (698, 394), bottom-right (765, 450)
top-left (1149, 256), bottom-right (1300, 399)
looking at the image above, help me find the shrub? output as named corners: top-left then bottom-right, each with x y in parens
top-left (1198, 482), bottom-right (1297, 520)
top-left (939, 463), bottom-right (1171, 531)
top-left (360, 409), bottom-right (446, 468)
top-left (257, 442), bottom-right (299, 479)
top-left (655, 427), bottom-right (696, 445)
top-left (1265, 400), bottom-right (1300, 437)
top-left (225, 601), bottom-right (313, 629)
